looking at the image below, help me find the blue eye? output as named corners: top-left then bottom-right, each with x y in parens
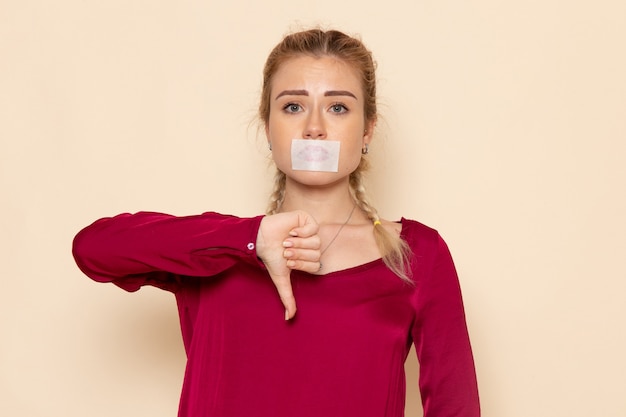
top-left (283, 103), bottom-right (302, 113)
top-left (330, 103), bottom-right (348, 113)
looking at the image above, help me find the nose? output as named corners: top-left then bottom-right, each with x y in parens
top-left (302, 109), bottom-right (326, 139)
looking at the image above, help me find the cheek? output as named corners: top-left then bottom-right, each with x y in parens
top-left (267, 116), bottom-right (294, 142)
top-left (340, 145), bottom-right (364, 173)
top-left (269, 140), bottom-right (292, 172)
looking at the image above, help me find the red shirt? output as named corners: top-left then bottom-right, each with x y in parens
top-left (72, 211), bottom-right (480, 416)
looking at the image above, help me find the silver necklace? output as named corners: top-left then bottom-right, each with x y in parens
top-left (318, 204), bottom-right (357, 270)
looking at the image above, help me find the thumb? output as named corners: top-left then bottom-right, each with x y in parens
top-left (273, 272), bottom-right (297, 320)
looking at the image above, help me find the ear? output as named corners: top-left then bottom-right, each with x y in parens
top-left (362, 118), bottom-right (376, 147)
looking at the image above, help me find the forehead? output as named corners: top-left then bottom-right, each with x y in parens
top-left (271, 55), bottom-right (363, 96)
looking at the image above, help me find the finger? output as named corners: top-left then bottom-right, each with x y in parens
top-left (286, 259), bottom-right (322, 274)
top-left (284, 248), bottom-right (321, 263)
top-left (280, 291), bottom-right (297, 320)
top-left (272, 274), bottom-right (297, 320)
top-left (283, 296), bottom-right (297, 320)
top-left (289, 219), bottom-right (319, 238)
top-left (283, 235), bottom-right (321, 250)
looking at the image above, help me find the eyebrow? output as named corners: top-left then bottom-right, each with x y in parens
top-left (274, 90), bottom-right (357, 100)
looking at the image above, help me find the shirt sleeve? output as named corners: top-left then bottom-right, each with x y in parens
top-left (411, 234), bottom-right (480, 417)
top-left (72, 211), bottom-right (265, 292)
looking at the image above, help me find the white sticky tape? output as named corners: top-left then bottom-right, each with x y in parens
top-left (291, 139), bottom-right (340, 172)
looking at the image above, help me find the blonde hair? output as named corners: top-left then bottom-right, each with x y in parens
top-left (261, 29), bottom-right (412, 282)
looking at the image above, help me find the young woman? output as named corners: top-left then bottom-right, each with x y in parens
top-left (73, 29), bottom-right (480, 417)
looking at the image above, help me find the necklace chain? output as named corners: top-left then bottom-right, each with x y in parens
top-left (318, 204), bottom-right (357, 271)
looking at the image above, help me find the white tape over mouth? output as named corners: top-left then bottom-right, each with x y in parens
top-left (291, 139), bottom-right (340, 172)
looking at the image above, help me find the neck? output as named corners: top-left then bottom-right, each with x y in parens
top-left (279, 177), bottom-right (363, 224)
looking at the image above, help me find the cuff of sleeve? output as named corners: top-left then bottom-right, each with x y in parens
top-left (191, 212), bottom-right (267, 271)
top-left (245, 215), bottom-right (267, 269)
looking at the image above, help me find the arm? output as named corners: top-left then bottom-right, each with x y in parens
top-left (72, 211), bottom-right (264, 292)
top-left (72, 210), bottom-right (321, 318)
top-left (412, 235), bottom-right (480, 417)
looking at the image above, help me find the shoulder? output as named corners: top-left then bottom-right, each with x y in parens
top-left (400, 217), bottom-right (440, 243)
top-left (399, 219), bottom-right (460, 290)
top-left (399, 217), bottom-right (449, 259)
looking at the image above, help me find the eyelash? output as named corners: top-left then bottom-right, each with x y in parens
top-left (281, 102), bottom-right (349, 114)
top-left (330, 103), bottom-right (349, 114)
top-left (282, 103), bottom-right (302, 113)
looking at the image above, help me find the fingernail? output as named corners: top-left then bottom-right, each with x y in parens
top-left (285, 309), bottom-right (290, 320)
top-left (283, 250), bottom-right (293, 258)
top-left (286, 260), bottom-right (296, 268)
top-left (282, 240), bottom-right (293, 248)
top-left (289, 230), bottom-right (298, 237)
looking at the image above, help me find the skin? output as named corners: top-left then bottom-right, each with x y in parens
top-left (266, 55), bottom-right (372, 189)
top-left (255, 55), bottom-right (379, 320)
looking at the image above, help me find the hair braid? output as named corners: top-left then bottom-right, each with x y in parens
top-left (348, 160), bottom-right (377, 222)
top-left (349, 159), bottom-right (412, 282)
top-left (266, 169), bottom-right (286, 215)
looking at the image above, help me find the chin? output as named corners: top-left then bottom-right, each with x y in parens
top-left (287, 170), bottom-right (347, 188)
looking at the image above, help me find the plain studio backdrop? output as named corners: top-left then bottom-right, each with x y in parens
top-left (1, 1), bottom-right (624, 416)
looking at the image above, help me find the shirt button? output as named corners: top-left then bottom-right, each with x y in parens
top-left (247, 242), bottom-right (255, 250)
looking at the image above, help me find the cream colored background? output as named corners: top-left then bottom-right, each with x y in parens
top-left (1, 1), bottom-right (625, 416)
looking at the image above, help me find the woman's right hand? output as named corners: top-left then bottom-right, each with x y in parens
top-left (256, 211), bottom-right (321, 320)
